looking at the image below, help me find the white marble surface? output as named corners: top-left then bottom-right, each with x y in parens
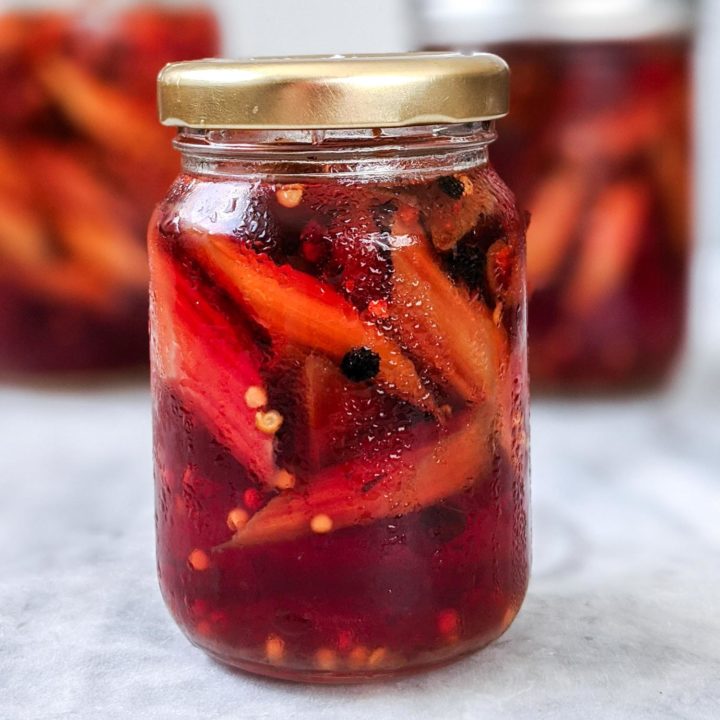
top-left (1, 346), bottom-right (719, 719)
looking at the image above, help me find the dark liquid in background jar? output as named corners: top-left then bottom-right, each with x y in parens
top-left (489, 39), bottom-right (691, 391)
top-left (150, 164), bottom-right (530, 680)
top-left (0, 7), bottom-right (218, 374)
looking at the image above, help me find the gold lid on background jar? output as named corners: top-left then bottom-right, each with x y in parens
top-left (157, 52), bottom-right (508, 129)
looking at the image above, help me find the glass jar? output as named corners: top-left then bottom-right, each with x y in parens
top-left (419, 0), bottom-right (695, 391)
top-left (150, 54), bottom-right (530, 682)
top-left (0, 1), bottom-right (219, 375)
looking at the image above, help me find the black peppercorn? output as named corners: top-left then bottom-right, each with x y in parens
top-left (437, 175), bottom-right (465, 199)
top-left (340, 346), bottom-right (381, 382)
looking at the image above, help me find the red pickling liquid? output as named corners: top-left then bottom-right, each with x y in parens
top-left (150, 165), bottom-right (530, 680)
top-left (490, 39), bottom-right (691, 391)
top-left (0, 7), bottom-right (218, 374)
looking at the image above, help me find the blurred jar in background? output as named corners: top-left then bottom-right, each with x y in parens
top-left (419, 0), bottom-right (695, 391)
top-left (0, 1), bottom-right (218, 375)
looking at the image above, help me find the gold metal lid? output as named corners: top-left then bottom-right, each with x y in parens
top-left (157, 52), bottom-right (509, 130)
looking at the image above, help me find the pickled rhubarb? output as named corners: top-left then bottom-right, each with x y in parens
top-left (391, 238), bottom-right (506, 404)
top-left (192, 232), bottom-right (436, 414)
top-left (150, 242), bottom-right (279, 487)
top-left (488, 39), bottom-right (691, 389)
top-left (152, 158), bottom-right (528, 678)
top-left (227, 407), bottom-right (494, 547)
top-left (0, 6), bottom-right (218, 374)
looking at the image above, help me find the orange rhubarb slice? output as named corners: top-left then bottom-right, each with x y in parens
top-left (0, 206), bottom-right (113, 310)
top-left (389, 215), bottom-right (507, 404)
top-left (525, 165), bottom-right (588, 294)
top-left (226, 406), bottom-right (493, 547)
top-left (191, 232), bottom-right (435, 414)
top-left (0, 142), bottom-right (50, 267)
top-left (0, 197), bottom-right (50, 268)
top-left (0, 169), bottom-right (112, 308)
top-left (52, 211), bottom-right (147, 291)
top-left (562, 179), bottom-right (650, 316)
top-left (26, 145), bottom-right (148, 291)
top-left (149, 238), bottom-right (278, 487)
top-left (486, 238), bottom-right (525, 311)
top-left (36, 57), bottom-right (174, 172)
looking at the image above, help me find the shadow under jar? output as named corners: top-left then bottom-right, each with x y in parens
top-left (0, 1), bottom-right (218, 375)
top-left (419, 0), bottom-right (695, 392)
top-left (150, 54), bottom-right (530, 683)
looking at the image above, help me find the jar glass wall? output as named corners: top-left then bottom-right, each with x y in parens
top-left (149, 55), bottom-right (530, 682)
top-left (0, 1), bottom-right (219, 375)
top-left (419, 0), bottom-right (694, 391)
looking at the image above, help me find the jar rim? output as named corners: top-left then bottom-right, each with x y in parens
top-left (172, 123), bottom-right (496, 182)
top-left (419, 0), bottom-right (696, 45)
top-left (157, 52), bottom-right (509, 130)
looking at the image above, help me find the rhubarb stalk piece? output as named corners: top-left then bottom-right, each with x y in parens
top-left (525, 165), bottom-right (588, 294)
top-left (303, 353), bottom-right (360, 470)
top-left (150, 240), bottom-right (279, 487)
top-left (562, 179), bottom-right (650, 316)
top-left (388, 211), bottom-right (507, 404)
top-left (0, 149), bottom-right (114, 308)
top-left (26, 145), bottom-right (148, 291)
top-left (37, 57), bottom-right (175, 173)
top-left (191, 232), bottom-right (436, 414)
top-left (652, 131), bottom-right (690, 256)
top-left (0, 197), bottom-right (49, 268)
top-left (225, 407), bottom-right (493, 547)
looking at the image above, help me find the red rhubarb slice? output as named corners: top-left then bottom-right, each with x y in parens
top-left (303, 353), bottom-right (357, 470)
top-left (486, 238), bottom-right (524, 311)
top-left (225, 406), bottom-right (493, 547)
top-left (0, 147), bottom-right (113, 308)
top-left (149, 237), bottom-right (278, 487)
top-left (301, 353), bottom-right (416, 471)
top-left (190, 232), bottom-right (436, 414)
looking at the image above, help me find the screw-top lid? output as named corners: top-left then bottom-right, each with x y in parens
top-left (419, 0), bottom-right (696, 46)
top-left (157, 52), bottom-right (509, 130)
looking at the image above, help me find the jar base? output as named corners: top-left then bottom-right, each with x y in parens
top-left (203, 640), bottom-right (491, 685)
top-left (191, 604), bottom-right (523, 685)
